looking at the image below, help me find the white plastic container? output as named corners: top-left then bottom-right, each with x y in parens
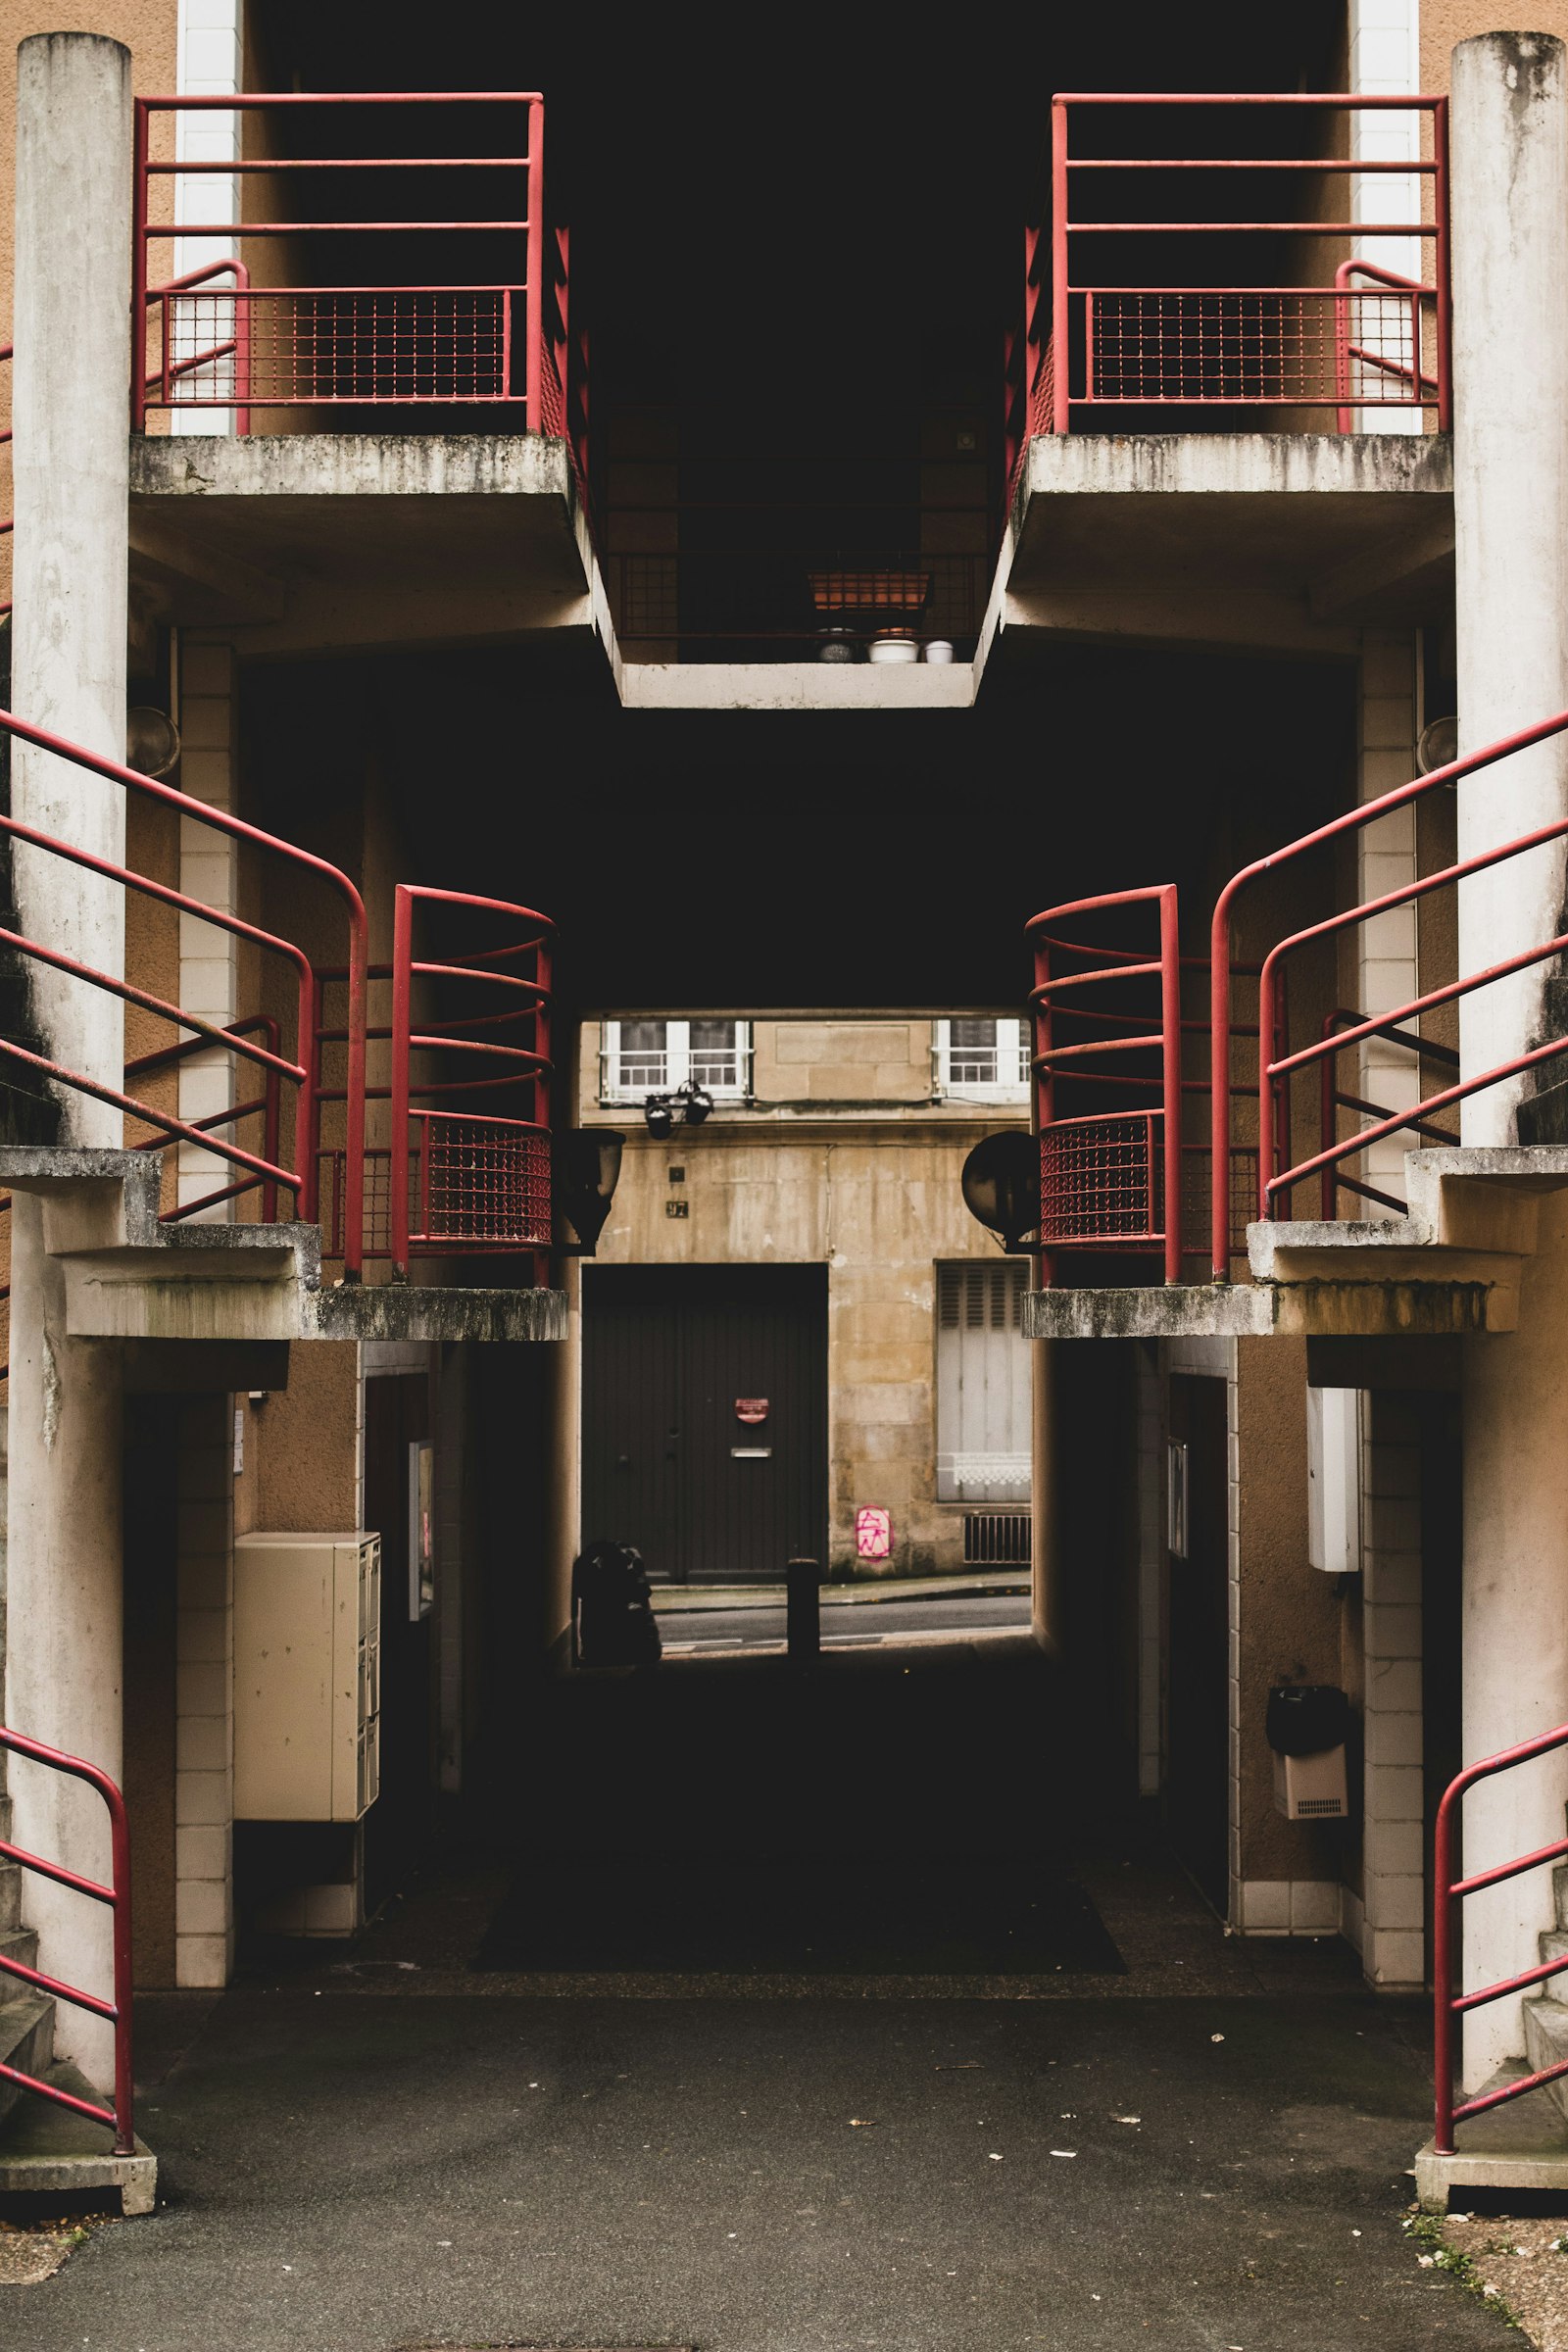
top-left (922, 639), bottom-right (955, 665)
top-left (868, 636), bottom-right (918, 665)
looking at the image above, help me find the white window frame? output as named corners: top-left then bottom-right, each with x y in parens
top-left (933, 1016), bottom-right (1032, 1104)
top-left (600, 1018), bottom-right (753, 1104)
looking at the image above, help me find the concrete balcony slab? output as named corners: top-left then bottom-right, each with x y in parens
top-left (988, 431), bottom-right (1454, 662)
top-left (0, 1149), bottom-right (565, 1345)
top-left (129, 431), bottom-right (603, 659)
top-left (1023, 1148), bottom-right (1568, 1342)
top-left (618, 662), bottom-right (975, 712)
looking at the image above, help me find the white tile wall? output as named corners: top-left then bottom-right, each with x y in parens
top-left (172, 0), bottom-right (244, 437)
top-left (1136, 1350), bottom-right (1161, 1797)
top-left (1348, 0), bottom-right (1424, 435)
top-left (1359, 1393), bottom-right (1426, 1989)
top-left (1237, 1879), bottom-right (1342, 1935)
top-left (174, 1395), bottom-right (234, 1986)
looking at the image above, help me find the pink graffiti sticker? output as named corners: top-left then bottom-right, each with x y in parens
top-left (856, 1507), bottom-right (892, 1561)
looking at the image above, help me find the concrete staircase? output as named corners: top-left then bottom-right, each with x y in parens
top-left (1520, 1857), bottom-right (1568, 2116)
top-left (0, 1793), bottom-right (55, 2117)
top-left (0, 1791), bottom-right (157, 2215)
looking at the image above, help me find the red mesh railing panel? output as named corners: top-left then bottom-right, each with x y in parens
top-left (164, 287), bottom-right (517, 408)
top-left (412, 1115), bottom-right (551, 1249)
top-left (1088, 287), bottom-right (1421, 408)
top-left (1040, 1113), bottom-right (1159, 1247)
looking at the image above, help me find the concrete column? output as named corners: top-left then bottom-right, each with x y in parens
top-left (1462, 1198), bottom-right (1568, 2083)
top-left (1449, 32), bottom-right (1568, 2088)
top-left (10, 33), bottom-right (131, 1140)
top-left (1451, 33), bottom-right (1568, 1145)
top-left (4, 1192), bottom-right (122, 2085)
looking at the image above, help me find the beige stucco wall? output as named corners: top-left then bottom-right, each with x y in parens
top-left (1423, 5), bottom-right (1568, 91)
top-left (581, 1017), bottom-right (1031, 1577)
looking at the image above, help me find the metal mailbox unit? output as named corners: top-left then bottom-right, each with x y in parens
top-left (233, 1534), bottom-right (382, 1823)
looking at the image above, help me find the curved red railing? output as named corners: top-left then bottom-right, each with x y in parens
top-left (389, 885), bottom-right (553, 1281)
top-left (0, 706), bottom-right (368, 1275)
top-left (1029, 887), bottom-right (1182, 1284)
top-left (0, 1725), bottom-right (133, 2157)
top-left (1028, 887), bottom-right (1278, 1283)
top-left (1434, 1722), bottom-right (1568, 2156)
top-left (1208, 706), bottom-right (1568, 1277)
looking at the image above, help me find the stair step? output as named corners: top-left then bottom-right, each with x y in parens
top-left (0, 1988), bottom-right (55, 2134)
top-left (0, 2057), bottom-right (156, 2217)
top-left (1523, 1993), bottom-right (1568, 2126)
top-left (0, 1859), bottom-right (21, 1936)
top-left (0, 1926), bottom-right (38, 1975)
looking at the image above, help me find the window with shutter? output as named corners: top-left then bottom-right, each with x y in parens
top-left (935, 1260), bottom-right (1031, 1502)
top-left (934, 1017), bottom-right (1032, 1102)
top-left (601, 1018), bottom-right (752, 1102)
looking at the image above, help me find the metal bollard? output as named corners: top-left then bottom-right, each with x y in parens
top-left (785, 1556), bottom-right (820, 1663)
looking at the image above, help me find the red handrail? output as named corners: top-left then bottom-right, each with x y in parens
top-left (132, 93), bottom-right (553, 431)
top-left (1434, 1723), bottom-right (1568, 2155)
top-left (1040, 93), bottom-right (1450, 437)
top-left (143, 260), bottom-right (252, 433)
top-left (389, 885), bottom-right (553, 1281)
top-left (1208, 706), bottom-right (1568, 1277)
top-left (0, 706), bottom-right (368, 1275)
top-left (1315, 1008), bottom-right (1459, 1216)
top-left (0, 1725), bottom-right (133, 2156)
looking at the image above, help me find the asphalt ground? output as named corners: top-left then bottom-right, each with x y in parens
top-left (0, 1643), bottom-right (1526, 2348)
top-left (5, 1983), bottom-right (1515, 2352)
top-left (659, 1592), bottom-right (1032, 1653)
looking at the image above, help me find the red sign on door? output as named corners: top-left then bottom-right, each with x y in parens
top-left (735, 1398), bottom-right (769, 1424)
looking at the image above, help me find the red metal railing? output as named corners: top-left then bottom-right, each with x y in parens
top-left (0, 707), bottom-right (368, 1275)
top-left (1209, 708), bottom-right (1568, 1273)
top-left (315, 888), bottom-right (554, 1277)
top-left (0, 1725), bottom-right (133, 2157)
top-left (389, 886), bottom-right (552, 1281)
top-left (1020, 93), bottom-right (1448, 446)
top-left (1434, 1722), bottom-right (1568, 2155)
top-left (1030, 888), bottom-right (1182, 1284)
top-left (132, 92), bottom-right (564, 433)
top-left (1314, 1008), bottom-right (1459, 1216)
top-left (1027, 886), bottom-right (1275, 1283)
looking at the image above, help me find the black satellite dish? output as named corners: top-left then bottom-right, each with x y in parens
top-left (960, 1130), bottom-right (1041, 1255)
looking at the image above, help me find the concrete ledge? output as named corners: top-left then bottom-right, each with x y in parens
top-left (1021, 430), bottom-right (1453, 506)
top-left (1023, 1284), bottom-right (1273, 1340)
top-left (131, 430), bottom-right (571, 504)
top-left (0, 1149), bottom-right (566, 1344)
top-left (618, 662), bottom-right (975, 711)
top-left (0, 2060), bottom-right (156, 2217)
top-left (1414, 2136), bottom-right (1568, 2207)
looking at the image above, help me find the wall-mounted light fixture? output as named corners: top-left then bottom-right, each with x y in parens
top-left (643, 1080), bottom-right (714, 1136)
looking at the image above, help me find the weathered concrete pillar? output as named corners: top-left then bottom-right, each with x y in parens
top-left (6, 34), bottom-right (132, 2090)
top-left (1451, 32), bottom-right (1568, 1144)
top-left (1461, 1200), bottom-right (1568, 2083)
top-left (5, 1191), bottom-right (122, 2085)
top-left (10, 32), bottom-right (131, 1138)
top-left (1449, 32), bottom-right (1568, 2090)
